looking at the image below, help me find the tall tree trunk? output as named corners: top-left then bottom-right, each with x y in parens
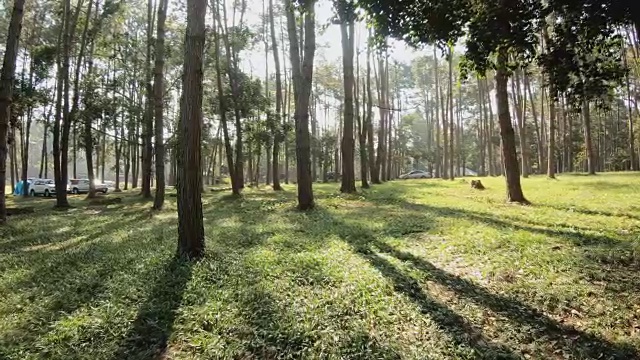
top-left (582, 100), bottom-right (596, 175)
top-left (285, 0), bottom-right (316, 210)
top-left (52, 2), bottom-right (65, 193)
top-left (177, 0), bottom-right (206, 259)
top-left (153, 0), bottom-right (169, 209)
top-left (366, 32), bottom-right (378, 184)
top-left (269, 0), bottom-right (282, 190)
top-left (141, 0), bottom-right (155, 198)
top-left (624, 49), bottom-right (638, 171)
top-left (484, 78), bottom-right (495, 176)
top-left (448, 47), bottom-right (455, 179)
top-left (525, 73), bottom-right (544, 174)
top-left (55, 0), bottom-right (82, 208)
top-left (496, 49), bottom-right (528, 204)
top-left (434, 51), bottom-right (441, 178)
top-left (218, 0), bottom-right (245, 189)
top-left (21, 61), bottom-right (34, 197)
top-left (83, 0), bottom-right (100, 199)
top-left (339, 16), bottom-right (356, 193)
top-left (40, 107), bottom-right (51, 179)
top-left (477, 76), bottom-right (486, 175)
top-left (356, 43), bottom-right (369, 189)
top-left (211, 2), bottom-right (238, 195)
top-left (375, 53), bottom-right (387, 182)
top-left (436, 48), bottom-right (448, 179)
top-left (0, 0), bottom-right (25, 221)
top-left (513, 69), bottom-right (529, 178)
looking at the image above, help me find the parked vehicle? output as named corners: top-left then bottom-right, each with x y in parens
top-left (68, 179), bottom-right (109, 194)
top-left (30, 179), bottom-right (57, 197)
top-left (399, 170), bottom-right (431, 179)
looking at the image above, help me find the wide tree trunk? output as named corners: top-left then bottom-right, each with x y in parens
top-left (177, 0), bottom-right (206, 259)
top-left (496, 49), bottom-right (528, 204)
top-left (153, 0), bottom-right (169, 209)
top-left (0, 0), bottom-right (25, 222)
top-left (339, 18), bottom-right (356, 193)
top-left (55, 0), bottom-right (81, 208)
top-left (285, 0), bottom-right (316, 210)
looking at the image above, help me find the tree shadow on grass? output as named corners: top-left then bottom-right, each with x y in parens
top-left (112, 254), bottom-right (193, 360)
top-left (0, 212), bottom-right (180, 358)
top-left (237, 286), bottom-right (318, 359)
top-left (537, 203), bottom-right (640, 221)
top-left (236, 265), bottom-right (405, 359)
top-left (370, 198), bottom-right (640, 296)
top-left (324, 210), bottom-right (639, 359)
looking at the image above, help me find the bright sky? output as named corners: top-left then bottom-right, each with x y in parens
top-left (231, 0), bottom-right (422, 132)
top-left (238, 0), bottom-right (419, 84)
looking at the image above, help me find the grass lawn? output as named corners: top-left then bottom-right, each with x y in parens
top-left (1, 173), bottom-right (639, 359)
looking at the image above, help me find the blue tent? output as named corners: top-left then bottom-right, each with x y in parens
top-left (13, 180), bottom-right (32, 196)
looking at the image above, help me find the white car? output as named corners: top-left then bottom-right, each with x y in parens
top-left (68, 179), bottom-right (109, 194)
top-left (30, 179), bottom-right (57, 197)
top-left (399, 170), bottom-right (431, 179)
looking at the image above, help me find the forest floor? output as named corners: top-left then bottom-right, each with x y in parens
top-left (1, 173), bottom-right (640, 360)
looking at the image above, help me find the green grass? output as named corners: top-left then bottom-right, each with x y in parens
top-left (1, 173), bottom-right (639, 359)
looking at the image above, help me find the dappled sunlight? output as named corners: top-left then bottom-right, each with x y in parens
top-left (2, 176), bottom-right (640, 358)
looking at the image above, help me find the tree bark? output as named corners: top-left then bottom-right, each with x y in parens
top-left (496, 49), bottom-right (528, 204)
top-left (285, 0), bottom-right (316, 209)
top-left (83, 0), bottom-right (100, 199)
top-left (524, 73), bottom-right (544, 174)
top-left (141, 0), bottom-right (155, 198)
top-left (55, 0), bottom-right (82, 208)
top-left (375, 54), bottom-right (387, 182)
top-left (211, 2), bottom-right (238, 195)
top-left (269, 0), bottom-right (282, 191)
top-left (513, 69), bottom-right (529, 178)
top-left (448, 47), bottom-right (455, 179)
top-left (356, 44), bottom-right (369, 189)
top-left (177, 0), bottom-right (206, 259)
top-left (152, 0), bottom-right (169, 209)
top-left (21, 61), bottom-right (34, 197)
top-left (582, 99), bottom-right (596, 175)
top-left (434, 49), bottom-right (441, 178)
top-left (218, 0), bottom-right (245, 189)
top-left (0, 0), bottom-right (25, 222)
top-left (339, 17), bottom-right (356, 193)
top-left (365, 37), bottom-right (378, 184)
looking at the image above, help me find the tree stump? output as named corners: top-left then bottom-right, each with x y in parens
top-left (470, 180), bottom-right (485, 190)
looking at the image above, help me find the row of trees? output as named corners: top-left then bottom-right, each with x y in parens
top-left (0, 0), bottom-right (638, 257)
